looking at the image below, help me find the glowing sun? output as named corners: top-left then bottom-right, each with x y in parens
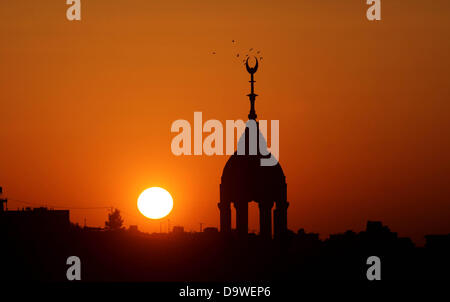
top-left (137, 187), bottom-right (173, 219)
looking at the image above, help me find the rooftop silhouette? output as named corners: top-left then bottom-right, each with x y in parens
top-left (1, 203), bottom-right (449, 280)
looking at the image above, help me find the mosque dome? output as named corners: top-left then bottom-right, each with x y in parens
top-left (220, 122), bottom-right (286, 203)
top-left (218, 56), bottom-right (289, 239)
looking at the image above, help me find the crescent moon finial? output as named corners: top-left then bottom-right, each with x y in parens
top-left (245, 56), bottom-right (258, 74)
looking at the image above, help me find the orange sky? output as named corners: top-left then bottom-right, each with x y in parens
top-left (1, 0), bottom-right (449, 244)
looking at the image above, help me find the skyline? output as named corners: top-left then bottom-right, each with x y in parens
top-left (1, 0), bottom-right (450, 245)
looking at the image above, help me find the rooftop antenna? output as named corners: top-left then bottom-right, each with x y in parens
top-left (245, 56), bottom-right (259, 120)
top-left (200, 222), bottom-right (204, 232)
top-left (0, 186), bottom-right (7, 212)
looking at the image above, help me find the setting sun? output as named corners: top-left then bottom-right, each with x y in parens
top-left (137, 187), bottom-right (173, 220)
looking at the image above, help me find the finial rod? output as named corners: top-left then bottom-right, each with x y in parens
top-left (245, 57), bottom-right (258, 120)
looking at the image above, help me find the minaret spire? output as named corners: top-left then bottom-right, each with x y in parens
top-left (245, 57), bottom-right (259, 120)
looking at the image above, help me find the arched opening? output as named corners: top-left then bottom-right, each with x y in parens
top-left (248, 201), bottom-right (259, 234)
top-left (231, 203), bottom-right (236, 231)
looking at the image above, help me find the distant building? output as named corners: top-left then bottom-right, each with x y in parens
top-left (203, 227), bottom-right (218, 234)
top-left (361, 221), bottom-right (399, 242)
top-left (83, 226), bottom-right (103, 232)
top-left (366, 221), bottom-right (392, 234)
top-left (172, 226), bottom-right (184, 234)
top-left (128, 225), bottom-right (139, 233)
top-left (297, 228), bottom-right (320, 241)
top-left (0, 204), bottom-right (70, 233)
top-left (0, 186), bottom-right (7, 212)
top-left (425, 234), bottom-right (450, 250)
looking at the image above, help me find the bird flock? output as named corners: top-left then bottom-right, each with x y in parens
top-left (211, 40), bottom-right (263, 65)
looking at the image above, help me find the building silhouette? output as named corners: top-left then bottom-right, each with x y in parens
top-left (0, 206), bottom-right (70, 234)
top-left (219, 57), bottom-right (289, 239)
top-left (1, 184), bottom-right (450, 280)
top-left (0, 188), bottom-right (70, 233)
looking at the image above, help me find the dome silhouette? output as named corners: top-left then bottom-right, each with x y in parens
top-left (221, 122), bottom-right (286, 203)
top-left (218, 57), bottom-right (289, 239)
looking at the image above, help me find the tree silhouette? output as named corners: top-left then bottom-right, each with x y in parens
top-left (105, 208), bottom-right (124, 231)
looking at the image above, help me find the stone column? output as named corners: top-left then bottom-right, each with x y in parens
top-left (234, 201), bottom-right (248, 235)
top-left (259, 201), bottom-right (273, 239)
top-left (274, 201), bottom-right (289, 238)
top-left (218, 201), bottom-right (231, 233)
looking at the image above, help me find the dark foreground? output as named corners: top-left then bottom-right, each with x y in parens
top-left (1, 221), bottom-right (449, 281)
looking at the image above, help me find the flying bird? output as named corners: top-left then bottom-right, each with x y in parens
top-left (236, 53), bottom-right (240, 57)
top-left (249, 48), bottom-right (253, 51)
